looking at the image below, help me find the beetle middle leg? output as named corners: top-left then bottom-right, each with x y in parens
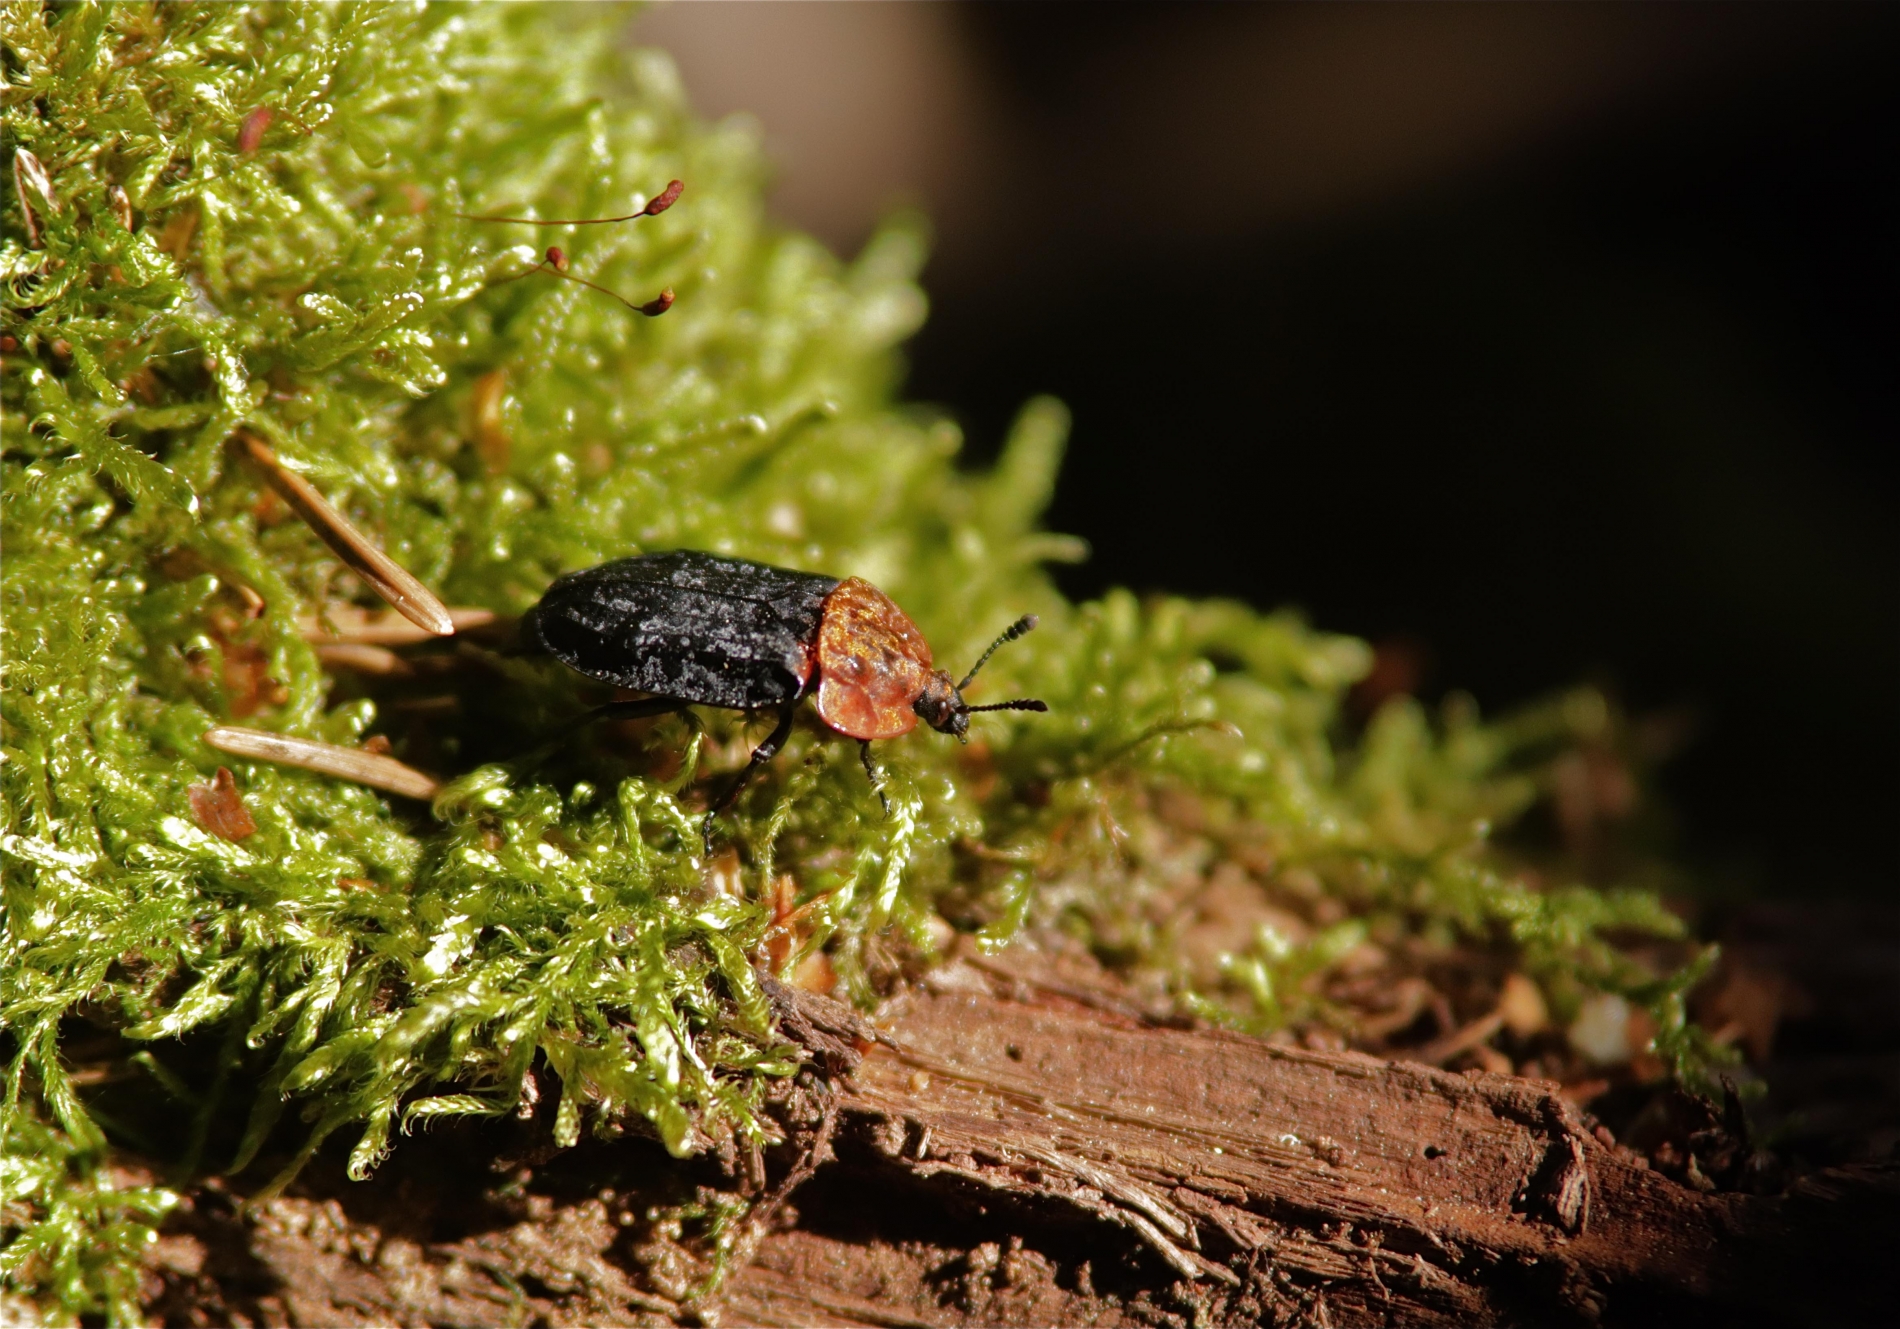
top-left (519, 695), bottom-right (694, 769)
top-left (701, 703), bottom-right (800, 850)
top-left (859, 740), bottom-right (890, 815)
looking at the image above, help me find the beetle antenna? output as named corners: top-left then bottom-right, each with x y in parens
top-left (458, 178), bottom-right (684, 226)
top-left (965, 698), bottom-right (1048, 714)
top-left (493, 246), bottom-right (673, 317)
top-left (956, 614), bottom-right (1039, 693)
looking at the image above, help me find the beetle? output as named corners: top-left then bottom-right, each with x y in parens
top-left (523, 550), bottom-right (1046, 840)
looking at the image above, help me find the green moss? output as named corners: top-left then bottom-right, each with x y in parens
top-left (2, 4), bottom-right (1717, 1321)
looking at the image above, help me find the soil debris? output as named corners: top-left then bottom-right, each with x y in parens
top-left (187, 766), bottom-right (258, 841)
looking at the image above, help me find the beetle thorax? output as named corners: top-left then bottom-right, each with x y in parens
top-left (812, 577), bottom-right (938, 741)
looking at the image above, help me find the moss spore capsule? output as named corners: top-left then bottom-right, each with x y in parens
top-left (462, 179), bottom-right (683, 316)
top-left (524, 551), bottom-right (1045, 834)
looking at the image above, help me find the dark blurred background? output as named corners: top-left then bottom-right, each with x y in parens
top-left (635, 2), bottom-right (1899, 898)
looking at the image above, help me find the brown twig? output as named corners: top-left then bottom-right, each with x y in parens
top-left (234, 430), bottom-right (454, 637)
top-left (1412, 1008), bottom-right (1507, 1066)
top-left (203, 725), bottom-right (440, 800)
top-left (752, 1087), bottom-right (840, 1232)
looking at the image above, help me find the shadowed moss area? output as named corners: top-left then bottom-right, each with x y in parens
top-left (2, 4), bottom-right (1718, 1321)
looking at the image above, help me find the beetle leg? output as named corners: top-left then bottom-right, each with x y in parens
top-left (859, 740), bottom-right (890, 816)
top-left (517, 696), bottom-right (692, 773)
top-left (700, 704), bottom-right (800, 851)
top-left (549, 695), bottom-right (692, 741)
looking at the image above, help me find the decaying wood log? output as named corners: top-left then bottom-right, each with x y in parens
top-left (733, 953), bottom-right (1899, 1327)
top-left (140, 947), bottom-right (1896, 1328)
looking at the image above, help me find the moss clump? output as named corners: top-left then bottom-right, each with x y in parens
top-left (3, 4), bottom-right (1716, 1321)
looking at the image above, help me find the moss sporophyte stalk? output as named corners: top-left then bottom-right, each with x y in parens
top-left (1, 4), bottom-right (1724, 1321)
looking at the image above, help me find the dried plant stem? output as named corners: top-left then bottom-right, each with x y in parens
top-left (203, 725), bottom-right (440, 800)
top-left (235, 430), bottom-right (454, 637)
top-left (1416, 1008), bottom-right (1508, 1066)
top-left (13, 147), bottom-right (57, 246)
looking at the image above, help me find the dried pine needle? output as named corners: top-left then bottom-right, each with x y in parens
top-left (313, 642), bottom-right (411, 675)
top-left (235, 430), bottom-right (455, 637)
top-left (202, 725), bottom-right (441, 800)
top-left (300, 604), bottom-right (497, 645)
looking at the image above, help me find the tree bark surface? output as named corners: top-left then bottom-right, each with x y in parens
top-left (143, 949), bottom-right (1896, 1328)
top-left (720, 956), bottom-right (1894, 1327)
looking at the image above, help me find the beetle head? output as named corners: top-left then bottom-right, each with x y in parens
top-left (914, 670), bottom-right (969, 739)
top-left (913, 615), bottom-right (1049, 742)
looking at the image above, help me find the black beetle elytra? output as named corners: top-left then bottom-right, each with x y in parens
top-left (524, 550), bottom-right (1045, 841)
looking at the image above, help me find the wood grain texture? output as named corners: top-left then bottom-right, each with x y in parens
top-left (138, 949), bottom-right (1896, 1327)
top-left (721, 956), bottom-right (1897, 1327)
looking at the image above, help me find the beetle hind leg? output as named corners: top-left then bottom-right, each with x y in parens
top-left (700, 704), bottom-right (800, 853)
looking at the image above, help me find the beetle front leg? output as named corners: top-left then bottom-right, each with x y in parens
top-left (859, 740), bottom-right (890, 816)
top-left (701, 703), bottom-right (800, 852)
